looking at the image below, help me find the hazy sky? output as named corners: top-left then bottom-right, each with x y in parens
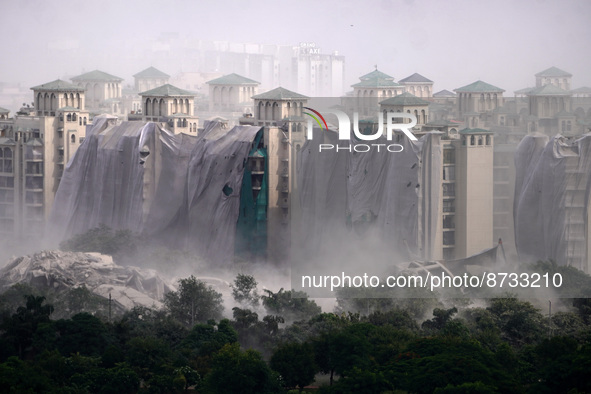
top-left (1, 0), bottom-right (590, 94)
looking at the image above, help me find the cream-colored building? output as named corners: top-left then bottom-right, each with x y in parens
top-left (352, 69), bottom-right (405, 98)
top-left (246, 87), bottom-right (309, 261)
top-left (399, 73), bottom-right (434, 98)
top-left (71, 70), bottom-right (123, 115)
top-left (207, 73), bottom-right (259, 114)
top-left (527, 84), bottom-right (572, 119)
top-left (455, 80), bottom-right (505, 123)
top-left (535, 66), bottom-right (572, 90)
top-left (0, 80), bottom-right (89, 240)
top-left (134, 67), bottom-right (170, 94)
top-left (246, 85), bottom-right (495, 262)
top-left (449, 128), bottom-right (494, 259)
top-left (138, 84), bottom-right (199, 135)
top-left (252, 86), bottom-right (307, 128)
top-left (379, 92), bottom-right (430, 129)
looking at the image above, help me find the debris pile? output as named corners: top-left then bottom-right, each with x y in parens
top-left (0, 250), bottom-right (174, 310)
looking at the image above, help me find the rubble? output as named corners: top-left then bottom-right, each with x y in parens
top-left (0, 250), bottom-right (174, 311)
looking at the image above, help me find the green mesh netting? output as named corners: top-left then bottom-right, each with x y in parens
top-left (234, 129), bottom-right (268, 260)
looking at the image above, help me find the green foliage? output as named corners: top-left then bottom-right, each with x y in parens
top-left (1, 294), bottom-right (54, 358)
top-left (433, 381), bottom-right (497, 394)
top-left (55, 312), bottom-right (109, 356)
top-left (328, 367), bottom-right (392, 394)
top-left (0, 356), bottom-right (54, 392)
top-left (530, 260), bottom-right (591, 298)
top-left (270, 342), bottom-right (317, 391)
top-left (262, 288), bottom-right (321, 322)
top-left (59, 224), bottom-right (138, 258)
top-left (164, 275), bottom-right (224, 327)
top-left (231, 274), bottom-right (260, 307)
top-left (528, 336), bottom-right (591, 393)
top-left (125, 336), bottom-right (172, 380)
top-left (204, 343), bottom-right (283, 394)
top-left (422, 307), bottom-right (458, 332)
top-left (386, 337), bottom-right (517, 393)
top-left (487, 297), bottom-right (545, 347)
top-left (0, 279), bottom-right (590, 394)
top-left (367, 308), bottom-right (419, 331)
top-left (181, 319), bottom-right (238, 358)
top-left (61, 286), bottom-right (109, 319)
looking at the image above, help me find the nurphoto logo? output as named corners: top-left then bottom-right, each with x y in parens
top-left (303, 107), bottom-right (418, 153)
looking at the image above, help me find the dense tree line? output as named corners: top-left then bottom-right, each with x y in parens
top-left (1, 258), bottom-right (591, 392)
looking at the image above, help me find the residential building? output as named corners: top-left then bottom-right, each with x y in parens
top-left (133, 67), bottom-right (170, 94)
top-left (399, 73), bottom-right (434, 98)
top-left (0, 79), bottom-right (89, 240)
top-left (137, 84), bottom-right (199, 134)
top-left (206, 73), bottom-right (259, 114)
top-left (535, 66), bottom-right (572, 90)
top-left (71, 70), bottom-right (124, 115)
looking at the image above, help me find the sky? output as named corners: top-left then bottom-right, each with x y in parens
top-left (1, 0), bottom-right (590, 96)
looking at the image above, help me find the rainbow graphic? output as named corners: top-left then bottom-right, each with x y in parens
top-left (303, 107), bottom-right (328, 131)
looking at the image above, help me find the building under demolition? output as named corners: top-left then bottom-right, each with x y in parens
top-left (2, 66), bottom-right (591, 274)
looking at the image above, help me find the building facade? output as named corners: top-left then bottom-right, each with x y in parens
top-left (71, 70), bottom-right (123, 115)
top-left (134, 67), bottom-right (171, 94)
top-left (138, 84), bottom-right (199, 134)
top-left (206, 73), bottom-right (260, 114)
top-left (0, 80), bottom-right (89, 240)
top-left (399, 73), bottom-right (434, 98)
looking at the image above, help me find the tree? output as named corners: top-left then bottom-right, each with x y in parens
top-left (422, 307), bottom-right (459, 332)
top-left (1, 295), bottom-right (54, 358)
top-left (204, 343), bottom-right (282, 394)
top-left (367, 309), bottom-right (419, 332)
top-left (181, 319), bottom-right (238, 362)
top-left (60, 285), bottom-right (108, 318)
top-left (261, 288), bottom-right (321, 322)
top-left (487, 297), bottom-right (545, 347)
top-left (231, 274), bottom-right (260, 307)
top-left (54, 312), bottom-right (108, 356)
top-left (270, 342), bottom-right (317, 391)
top-left (164, 276), bottom-right (224, 327)
top-left (125, 336), bottom-right (172, 381)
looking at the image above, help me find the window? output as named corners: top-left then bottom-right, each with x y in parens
top-left (443, 148), bottom-right (455, 164)
top-left (443, 200), bottom-right (455, 213)
top-left (443, 166), bottom-right (455, 181)
top-left (470, 136), bottom-right (475, 145)
top-left (0, 176), bottom-right (14, 187)
top-left (443, 215), bottom-right (455, 229)
top-left (71, 134), bottom-right (76, 144)
top-left (486, 135), bottom-right (491, 145)
top-left (443, 248), bottom-right (455, 260)
top-left (0, 148), bottom-right (13, 173)
top-left (443, 183), bottom-right (455, 197)
top-left (443, 231), bottom-right (455, 246)
top-left (26, 162), bottom-right (43, 174)
top-left (25, 176), bottom-right (43, 189)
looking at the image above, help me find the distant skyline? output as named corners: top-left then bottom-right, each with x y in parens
top-left (1, 0), bottom-right (590, 97)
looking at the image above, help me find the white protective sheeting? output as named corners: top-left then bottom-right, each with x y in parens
top-left (514, 133), bottom-right (591, 269)
top-left (50, 117), bottom-right (262, 263)
top-left (295, 130), bottom-right (442, 262)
